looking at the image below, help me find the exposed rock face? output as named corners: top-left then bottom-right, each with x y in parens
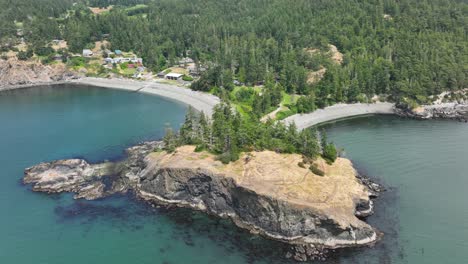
top-left (396, 103), bottom-right (468, 122)
top-left (0, 58), bottom-right (77, 90)
top-left (24, 159), bottom-right (114, 200)
top-left (23, 142), bottom-right (380, 262)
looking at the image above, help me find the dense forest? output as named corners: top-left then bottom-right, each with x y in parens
top-left (0, 0), bottom-right (466, 107)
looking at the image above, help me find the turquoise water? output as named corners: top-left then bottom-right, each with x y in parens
top-left (322, 116), bottom-right (468, 264)
top-left (0, 85), bottom-right (292, 264)
top-left (1, 86), bottom-right (467, 263)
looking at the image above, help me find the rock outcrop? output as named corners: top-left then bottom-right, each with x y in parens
top-left (0, 58), bottom-right (77, 90)
top-left (23, 143), bottom-right (381, 262)
top-left (396, 103), bottom-right (468, 122)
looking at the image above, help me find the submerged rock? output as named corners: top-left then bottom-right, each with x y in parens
top-left (23, 142), bottom-right (381, 262)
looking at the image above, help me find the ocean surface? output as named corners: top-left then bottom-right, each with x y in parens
top-left (0, 85), bottom-right (467, 263)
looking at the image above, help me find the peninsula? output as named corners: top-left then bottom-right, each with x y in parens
top-left (23, 142), bottom-right (381, 262)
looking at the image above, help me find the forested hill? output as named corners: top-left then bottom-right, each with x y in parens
top-left (1, 0), bottom-right (467, 107)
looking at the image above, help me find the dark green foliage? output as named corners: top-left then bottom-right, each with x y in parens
top-left (0, 0), bottom-right (466, 107)
top-left (162, 127), bottom-right (178, 153)
top-left (163, 102), bottom-right (320, 163)
top-left (296, 95), bottom-right (316, 113)
top-left (182, 75), bottom-right (194, 82)
top-left (320, 130), bottom-right (337, 163)
top-left (191, 66), bottom-right (222, 92)
top-left (17, 49), bottom-right (33, 60)
top-left (34, 46), bottom-right (54, 57)
top-left (309, 164), bottom-right (325, 176)
top-left (323, 144), bottom-right (338, 164)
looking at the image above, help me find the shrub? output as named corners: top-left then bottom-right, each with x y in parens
top-left (217, 150), bottom-right (240, 164)
top-left (309, 164), bottom-right (325, 176)
top-left (182, 75), bottom-right (194, 81)
top-left (194, 144), bottom-right (205, 152)
top-left (217, 152), bottom-right (232, 164)
top-left (34, 46), bottom-right (54, 57)
top-left (17, 49), bottom-right (33, 60)
top-left (68, 57), bottom-right (86, 67)
top-left (322, 143), bottom-right (337, 163)
top-left (298, 162), bottom-right (305, 168)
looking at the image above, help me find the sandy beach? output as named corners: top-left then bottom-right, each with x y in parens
top-left (283, 102), bottom-right (395, 130)
top-left (72, 77), bottom-right (221, 116)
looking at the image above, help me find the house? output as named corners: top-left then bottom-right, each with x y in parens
top-left (188, 65), bottom-right (206, 76)
top-left (137, 66), bottom-right (145, 72)
top-left (178, 57), bottom-right (194, 67)
top-left (165, 73), bottom-right (183, 80)
top-left (104, 58), bottom-right (114, 64)
top-left (82, 49), bottom-right (93, 57)
top-left (114, 50), bottom-right (122, 56)
top-left (130, 57), bottom-right (143, 64)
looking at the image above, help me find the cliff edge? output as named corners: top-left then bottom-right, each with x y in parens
top-left (23, 142), bottom-right (380, 261)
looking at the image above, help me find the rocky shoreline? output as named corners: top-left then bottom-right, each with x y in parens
top-left (0, 58), bottom-right (77, 90)
top-left (23, 142), bottom-right (383, 262)
top-left (396, 103), bottom-right (468, 122)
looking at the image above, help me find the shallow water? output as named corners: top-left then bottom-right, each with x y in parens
top-left (1, 86), bottom-right (467, 263)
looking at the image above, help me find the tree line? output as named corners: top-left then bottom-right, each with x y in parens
top-left (1, 0), bottom-right (466, 108)
top-left (163, 105), bottom-right (337, 164)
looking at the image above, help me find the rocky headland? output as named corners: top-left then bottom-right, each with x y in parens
top-left (0, 58), bottom-right (77, 90)
top-left (24, 142), bottom-right (382, 262)
top-left (396, 102), bottom-right (468, 122)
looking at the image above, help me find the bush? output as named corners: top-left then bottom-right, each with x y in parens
top-left (298, 162), bottom-right (305, 168)
top-left (34, 46), bottom-right (54, 57)
top-left (68, 56), bottom-right (86, 67)
top-left (17, 49), bottom-right (33, 60)
top-left (182, 75), bottom-right (194, 81)
top-left (217, 150), bottom-right (240, 164)
top-left (194, 144), bottom-right (206, 152)
top-left (309, 164), bottom-right (325, 176)
top-left (322, 143), bottom-right (337, 164)
top-left (275, 109), bottom-right (296, 120)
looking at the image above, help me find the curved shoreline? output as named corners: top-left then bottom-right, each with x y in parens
top-left (283, 103), bottom-right (396, 130)
top-left (72, 77), bottom-right (221, 116)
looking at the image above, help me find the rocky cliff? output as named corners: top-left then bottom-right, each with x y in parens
top-left (23, 142), bottom-right (381, 262)
top-left (0, 58), bottom-right (77, 90)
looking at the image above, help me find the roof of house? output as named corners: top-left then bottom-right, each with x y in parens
top-left (83, 49), bottom-right (93, 53)
top-left (114, 50), bottom-right (122, 54)
top-left (166, 73), bottom-right (183, 78)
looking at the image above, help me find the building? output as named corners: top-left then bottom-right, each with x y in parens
top-left (130, 57), bottom-right (143, 64)
top-left (104, 58), bottom-right (114, 64)
top-left (82, 49), bottom-right (93, 57)
top-left (114, 50), bottom-right (122, 56)
top-left (188, 65), bottom-right (206, 76)
top-left (165, 73), bottom-right (183, 80)
top-left (178, 57), bottom-right (194, 67)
